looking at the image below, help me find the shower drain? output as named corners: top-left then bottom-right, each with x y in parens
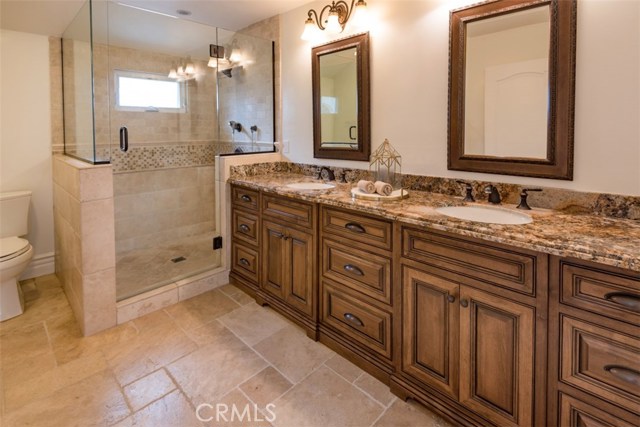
top-left (171, 256), bottom-right (187, 263)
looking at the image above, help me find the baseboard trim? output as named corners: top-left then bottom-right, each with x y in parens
top-left (21, 252), bottom-right (55, 280)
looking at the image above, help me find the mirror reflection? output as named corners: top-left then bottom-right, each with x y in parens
top-left (319, 47), bottom-right (358, 149)
top-left (463, 5), bottom-right (550, 159)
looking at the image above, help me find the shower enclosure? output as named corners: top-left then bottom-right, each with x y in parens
top-left (61, 0), bottom-right (275, 300)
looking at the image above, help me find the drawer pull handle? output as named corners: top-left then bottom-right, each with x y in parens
top-left (447, 295), bottom-right (455, 303)
top-left (344, 264), bottom-right (364, 276)
top-left (239, 258), bottom-right (250, 267)
top-left (604, 365), bottom-right (640, 386)
top-left (345, 222), bottom-right (366, 233)
top-left (344, 312), bottom-right (364, 327)
top-left (240, 195), bottom-right (252, 203)
top-left (239, 224), bottom-right (250, 233)
top-left (460, 299), bottom-right (469, 308)
top-left (604, 292), bottom-right (640, 313)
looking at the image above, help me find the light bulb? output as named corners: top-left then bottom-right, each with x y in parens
top-left (207, 57), bottom-right (217, 68)
top-left (351, 0), bottom-right (368, 27)
top-left (177, 66), bottom-right (184, 76)
top-left (325, 11), bottom-right (342, 34)
top-left (301, 17), bottom-right (318, 41)
top-left (168, 68), bottom-right (177, 78)
top-left (185, 62), bottom-right (195, 75)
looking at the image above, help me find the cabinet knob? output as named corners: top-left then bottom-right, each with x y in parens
top-left (239, 224), bottom-right (250, 233)
top-left (460, 299), bottom-right (469, 308)
top-left (604, 365), bottom-right (640, 387)
top-left (604, 292), bottom-right (640, 313)
top-left (344, 264), bottom-right (364, 276)
top-left (343, 312), bottom-right (364, 327)
top-left (447, 295), bottom-right (455, 303)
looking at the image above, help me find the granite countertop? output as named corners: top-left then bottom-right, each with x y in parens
top-left (229, 173), bottom-right (640, 273)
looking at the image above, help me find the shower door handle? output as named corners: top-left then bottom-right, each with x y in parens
top-left (119, 126), bottom-right (129, 152)
top-left (349, 126), bottom-right (357, 141)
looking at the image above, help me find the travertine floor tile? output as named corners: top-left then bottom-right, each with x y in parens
top-left (239, 366), bottom-right (293, 409)
top-left (164, 289), bottom-right (239, 330)
top-left (324, 354), bottom-right (365, 383)
top-left (201, 389), bottom-right (273, 427)
top-left (373, 398), bottom-right (454, 427)
top-left (3, 370), bottom-right (130, 427)
top-left (112, 389), bottom-right (202, 427)
top-left (218, 284), bottom-right (254, 306)
top-left (354, 373), bottom-right (396, 407)
top-left (253, 325), bottom-right (333, 383)
top-left (168, 328), bottom-right (267, 405)
top-left (271, 365), bottom-right (383, 427)
top-left (123, 368), bottom-right (176, 412)
top-left (218, 303), bottom-right (289, 346)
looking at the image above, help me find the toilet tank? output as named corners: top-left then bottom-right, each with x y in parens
top-left (0, 191), bottom-right (32, 238)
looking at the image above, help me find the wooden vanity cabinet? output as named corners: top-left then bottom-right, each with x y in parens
top-left (229, 185), bottom-right (261, 296)
top-left (393, 226), bottom-right (549, 427)
top-left (548, 256), bottom-right (640, 427)
top-left (258, 194), bottom-right (318, 338)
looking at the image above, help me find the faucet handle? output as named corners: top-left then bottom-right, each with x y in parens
top-left (456, 180), bottom-right (475, 202)
top-left (517, 188), bottom-right (543, 210)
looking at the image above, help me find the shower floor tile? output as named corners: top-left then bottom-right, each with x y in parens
top-left (116, 234), bottom-right (221, 301)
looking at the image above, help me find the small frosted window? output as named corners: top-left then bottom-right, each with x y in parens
top-left (321, 96), bottom-right (338, 114)
top-left (115, 71), bottom-right (186, 112)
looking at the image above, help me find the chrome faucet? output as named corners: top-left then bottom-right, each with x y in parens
top-left (484, 185), bottom-right (501, 204)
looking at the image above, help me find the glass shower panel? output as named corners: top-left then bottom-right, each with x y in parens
top-left (61, 0), bottom-right (111, 164)
top-left (216, 29), bottom-right (275, 153)
top-left (107, 3), bottom-right (222, 300)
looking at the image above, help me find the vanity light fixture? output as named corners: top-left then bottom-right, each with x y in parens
top-left (168, 57), bottom-right (196, 80)
top-left (301, 0), bottom-right (368, 40)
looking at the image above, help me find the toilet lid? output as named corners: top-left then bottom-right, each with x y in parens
top-left (0, 237), bottom-right (30, 260)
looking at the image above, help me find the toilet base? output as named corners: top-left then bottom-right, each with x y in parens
top-left (0, 276), bottom-right (25, 321)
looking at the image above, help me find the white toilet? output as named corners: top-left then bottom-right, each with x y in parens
top-left (0, 191), bottom-right (34, 321)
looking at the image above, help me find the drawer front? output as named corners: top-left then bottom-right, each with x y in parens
top-left (321, 207), bottom-right (392, 251)
top-left (322, 239), bottom-right (391, 305)
top-left (262, 195), bottom-right (315, 229)
top-left (231, 242), bottom-right (259, 283)
top-left (232, 209), bottom-right (259, 246)
top-left (561, 316), bottom-right (640, 414)
top-left (402, 227), bottom-right (538, 296)
top-left (559, 393), bottom-right (636, 427)
top-left (559, 260), bottom-right (640, 326)
top-left (321, 282), bottom-right (392, 359)
top-left (231, 186), bottom-right (259, 211)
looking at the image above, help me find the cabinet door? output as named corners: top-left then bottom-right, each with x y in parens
top-left (285, 227), bottom-right (315, 317)
top-left (459, 286), bottom-right (535, 427)
top-left (261, 220), bottom-right (288, 299)
top-left (402, 267), bottom-right (459, 399)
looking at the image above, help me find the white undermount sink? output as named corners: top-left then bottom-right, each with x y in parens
top-left (285, 182), bottom-right (335, 191)
top-left (435, 205), bottom-right (533, 225)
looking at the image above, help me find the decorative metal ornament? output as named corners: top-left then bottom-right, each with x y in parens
top-left (370, 138), bottom-right (402, 189)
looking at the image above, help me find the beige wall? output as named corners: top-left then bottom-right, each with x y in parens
top-left (281, 0), bottom-right (640, 196)
top-left (0, 29), bottom-right (55, 278)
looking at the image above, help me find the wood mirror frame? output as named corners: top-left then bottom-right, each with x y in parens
top-left (448, 0), bottom-right (577, 180)
top-left (312, 33), bottom-right (370, 161)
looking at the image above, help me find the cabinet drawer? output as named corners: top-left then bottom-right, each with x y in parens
top-left (321, 207), bottom-right (392, 251)
top-left (321, 282), bottom-right (392, 360)
top-left (232, 209), bottom-right (259, 246)
top-left (231, 186), bottom-right (259, 211)
top-left (558, 259), bottom-right (640, 326)
top-left (231, 242), bottom-right (259, 283)
top-left (559, 393), bottom-right (637, 427)
top-left (262, 195), bottom-right (315, 229)
top-left (560, 316), bottom-right (640, 414)
top-left (402, 227), bottom-right (539, 296)
top-left (322, 239), bottom-right (391, 305)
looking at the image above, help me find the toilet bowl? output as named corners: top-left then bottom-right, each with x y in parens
top-left (0, 237), bottom-right (33, 320)
top-left (0, 191), bottom-right (33, 321)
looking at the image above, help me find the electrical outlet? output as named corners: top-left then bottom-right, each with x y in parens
top-left (283, 139), bottom-right (290, 154)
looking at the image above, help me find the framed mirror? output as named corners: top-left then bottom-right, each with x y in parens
top-left (312, 33), bottom-right (370, 161)
top-left (448, 0), bottom-right (577, 179)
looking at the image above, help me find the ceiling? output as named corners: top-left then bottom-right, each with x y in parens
top-left (0, 0), bottom-right (311, 37)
